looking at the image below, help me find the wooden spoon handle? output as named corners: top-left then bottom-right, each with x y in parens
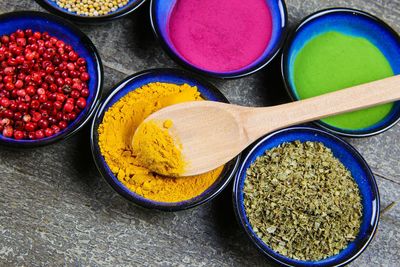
top-left (245, 75), bottom-right (400, 141)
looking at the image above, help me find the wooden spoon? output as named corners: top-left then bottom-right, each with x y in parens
top-left (141, 75), bottom-right (400, 176)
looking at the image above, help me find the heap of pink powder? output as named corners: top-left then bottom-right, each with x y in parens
top-left (168, 0), bottom-right (273, 72)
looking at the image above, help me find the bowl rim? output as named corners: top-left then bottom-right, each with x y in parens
top-left (149, 0), bottom-right (288, 79)
top-left (0, 11), bottom-right (103, 147)
top-left (90, 68), bottom-right (241, 211)
top-left (34, 0), bottom-right (148, 23)
top-left (280, 7), bottom-right (400, 138)
top-left (232, 126), bottom-right (380, 267)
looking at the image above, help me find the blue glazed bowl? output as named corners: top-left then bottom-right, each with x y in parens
top-left (0, 11), bottom-right (103, 147)
top-left (233, 127), bottom-right (380, 267)
top-left (150, 0), bottom-right (288, 79)
top-left (90, 68), bottom-right (240, 211)
top-left (35, 0), bottom-right (147, 23)
top-left (282, 8), bottom-right (400, 137)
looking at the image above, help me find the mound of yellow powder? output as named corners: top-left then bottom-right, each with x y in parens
top-left (133, 120), bottom-right (186, 177)
top-left (98, 82), bottom-right (224, 203)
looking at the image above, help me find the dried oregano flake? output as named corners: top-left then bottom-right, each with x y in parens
top-left (244, 141), bottom-right (362, 261)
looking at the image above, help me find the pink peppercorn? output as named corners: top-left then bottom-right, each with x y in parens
top-left (0, 29), bottom-right (90, 140)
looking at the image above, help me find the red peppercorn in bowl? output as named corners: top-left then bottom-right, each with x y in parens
top-left (0, 11), bottom-right (103, 147)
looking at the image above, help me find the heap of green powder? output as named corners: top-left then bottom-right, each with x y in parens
top-left (293, 31), bottom-right (394, 130)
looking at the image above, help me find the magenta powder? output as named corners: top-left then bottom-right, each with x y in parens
top-left (168, 0), bottom-right (273, 72)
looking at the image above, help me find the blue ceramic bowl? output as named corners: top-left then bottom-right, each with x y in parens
top-left (150, 0), bottom-right (288, 79)
top-left (0, 11), bottom-right (103, 147)
top-left (233, 127), bottom-right (380, 267)
top-left (282, 8), bottom-right (400, 137)
top-left (90, 68), bottom-right (240, 211)
top-left (35, 0), bottom-right (147, 23)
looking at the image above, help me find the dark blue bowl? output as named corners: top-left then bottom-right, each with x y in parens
top-left (90, 68), bottom-right (240, 211)
top-left (35, 0), bottom-right (147, 23)
top-left (233, 127), bottom-right (380, 267)
top-left (282, 8), bottom-right (400, 137)
top-left (0, 11), bottom-right (103, 147)
top-left (150, 0), bottom-right (288, 79)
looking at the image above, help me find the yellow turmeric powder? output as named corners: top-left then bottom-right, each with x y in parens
top-left (133, 120), bottom-right (185, 176)
top-left (163, 119), bottom-right (173, 129)
top-left (98, 82), bottom-right (224, 203)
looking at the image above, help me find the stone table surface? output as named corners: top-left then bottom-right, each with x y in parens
top-left (0, 0), bottom-right (399, 266)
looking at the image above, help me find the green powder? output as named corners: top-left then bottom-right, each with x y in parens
top-left (293, 31), bottom-right (394, 130)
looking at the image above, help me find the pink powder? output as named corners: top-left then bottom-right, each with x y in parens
top-left (168, 0), bottom-right (273, 72)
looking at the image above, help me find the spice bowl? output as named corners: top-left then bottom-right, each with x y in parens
top-left (150, 0), bottom-right (287, 78)
top-left (282, 8), bottom-right (400, 137)
top-left (233, 127), bottom-right (380, 267)
top-left (35, 0), bottom-right (147, 23)
top-left (91, 68), bottom-right (240, 211)
top-left (0, 11), bottom-right (103, 147)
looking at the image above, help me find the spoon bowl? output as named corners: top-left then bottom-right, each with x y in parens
top-left (145, 101), bottom-right (246, 176)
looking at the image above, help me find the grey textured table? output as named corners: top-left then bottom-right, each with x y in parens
top-left (1, 1), bottom-right (399, 266)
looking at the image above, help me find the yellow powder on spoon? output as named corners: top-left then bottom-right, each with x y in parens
top-left (133, 119), bottom-right (185, 176)
top-left (98, 82), bottom-right (224, 203)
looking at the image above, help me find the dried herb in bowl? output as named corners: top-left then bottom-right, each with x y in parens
top-left (244, 141), bottom-right (362, 261)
